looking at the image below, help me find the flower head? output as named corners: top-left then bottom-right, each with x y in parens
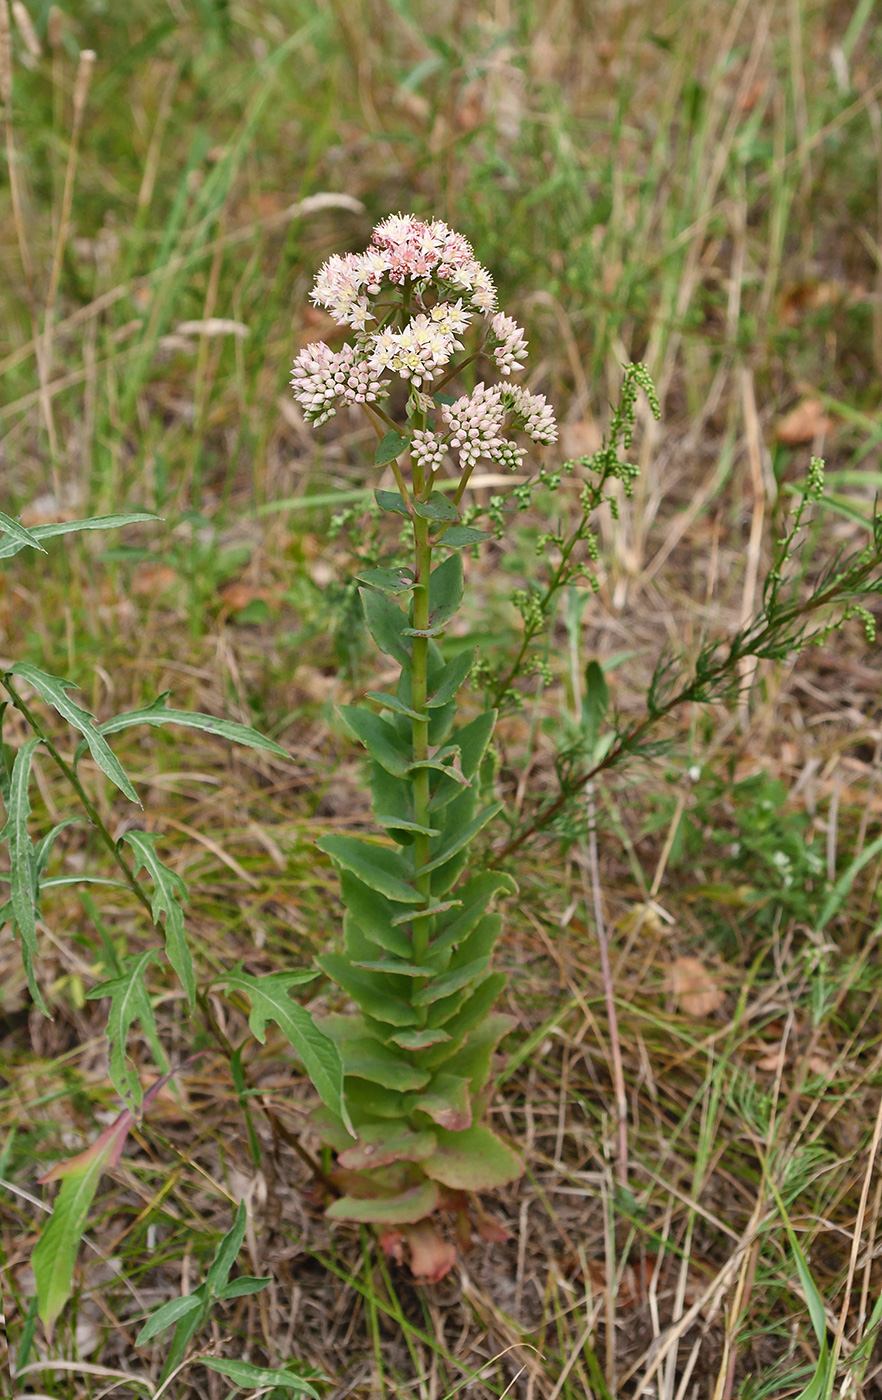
top-left (293, 213), bottom-right (557, 465)
top-left (291, 341), bottom-right (389, 425)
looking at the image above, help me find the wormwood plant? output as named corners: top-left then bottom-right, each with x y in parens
top-left (0, 514), bottom-right (340, 1373)
top-left (287, 214), bottom-right (560, 1279)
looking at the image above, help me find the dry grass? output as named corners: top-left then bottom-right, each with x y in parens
top-left (1, 1), bottom-right (882, 1396)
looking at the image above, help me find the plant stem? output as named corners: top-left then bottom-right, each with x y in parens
top-left (491, 552), bottom-right (882, 861)
top-left (1, 674), bottom-right (155, 922)
top-left (409, 459), bottom-right (433, 971)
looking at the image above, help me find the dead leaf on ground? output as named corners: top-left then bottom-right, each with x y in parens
top-left (219, 582), bottom-right (274, 612)
top-left (778, 280), bottom-right (844, 326)
top-left (666, 956), bottom-right (726, 1017)
top-left (131, 563), bottom-right (178, 597)
top-left (775, 398), bottom-right (834, 445)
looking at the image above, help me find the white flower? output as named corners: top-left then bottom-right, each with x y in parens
top-left (503, 384), bottom-right (558, 444)
top-left (442, 383), bottom-right (507, 469)
top-left (291, 342), bottom-right (388, 424)
top-left (411, 429), bottom-right (446, 472)
top-left (489, 312), bottom-right (528, 375)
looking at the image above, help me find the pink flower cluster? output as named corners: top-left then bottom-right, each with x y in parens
top-left (291, 213), bottom-right (558, 459)
top-left (503, 384), bottom-right (558, 445)
top-left (290, 341), bottom-right (389, 426)
top-left (489, 313), bottom-right (528, 375)
top-left (308, 216), bottom-right (497, 331)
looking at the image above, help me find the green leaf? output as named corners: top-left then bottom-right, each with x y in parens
top-left (206, 1200), bottom-right (247, 1294)
top-left (427, 650), bottom-right (475, 707)
top-left (356, 567), bottom-right (415, 595)
top-left (390, 1027), bottom-right (452, 1050)
top-left (10, 664), bottom-right (139, 804)
top-left (160, 1287), bottom-right (209, 1382)
top-left (413, 494), bottom-right (459, 522)
top-left (326, 1179), bottom-right (441, 1225)
top-left (342, 1078), bottom-right (412, 1123)
top-left (338, 705), bottom-right (410, 776)
top-left (216, 1275), bottom-right (272, 1300)
top-left (97, 692), bottom-right (288, 758)
top-left (412, 956), bottom-right (491, 1006)
top-left (6, 736), bottom-right (45, 1012)
top-left (425, 971), bottom-right (507, 1040)
top-left (427, 712), bottom-right (496, 809)
top-left (375, 430), bottom-right (410, 465)
top-left (439, 526), bottom-right (489, 546)
top-left (429, 553), bottom-right (463, 630)
top-left (33, 1152), bottom-right (105, 1332)
top-left (390, 898), bottom-right (462, 928)
top-left (450, 914), bottom-right (503, 970)
top-left (338, 873), bottom-right (413, 958)
top-left (422, 1123), bottom-right (522, 1190)
top-left (338, 1122), bottom-right (437, 1170)
top-left (441, 1013), bottom-right (515, 1096)
top-left (33, 1104), bottom-right (144, 1333)
top-left (0, 510), bottom-right (46, 552)
top-left (316, 951), bottom-right (420, 1027)
top-left (375, 488), bottom-right (409, 517)
top-left (411, 1072), bottom-right (472, 1130)
top-left (318, 834), bottom-right (420, 904)
top-left (122, 831), bottom-right (195, 1008)
top-left (0, 512), bottom-right (157, 560)
top-left (34, 818), bottom-right (79, 879)
top-left (373, 814), bottom-right (439, 837)
top-left (429, 872), bottom-right (516, 958)
top-left (87, 950), bottom-right (168, 1107)
top-left (135, 1291), bottom-right (204, 1345)
top-left (457, 710), bottom-right (497, 777)
top-left (418, 802), bottom-right (503, 875)
top-left (340, 1037), bottom-right (430, 1090)
top-left (365, 691), bottom-right (423, 720)
top-left (222, 969), bottom-right (350, 1133)
top-left (360, 588), bottom-right (413, 667)
top-left (581, 660), bottom-right (609, 755)
top-left (204, 1359), bottom-right (322, 1397)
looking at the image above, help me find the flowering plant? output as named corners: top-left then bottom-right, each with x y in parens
top-left (289, 214), bottom-right (558, 1279)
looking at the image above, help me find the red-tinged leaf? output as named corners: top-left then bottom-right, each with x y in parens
top-left (38, 1109), bottom-right (134, 1186)
top-left (326, 1178), bottom-right (441, 1225)
top-left (405, 1221), bottom-right (457, 1282)
top-left (33, 1063), bottom-right (197, 1332)
top-left (338, 1123), bottom-right (437, 1171)
top-left (423, 1123), bottom-right (523, 1191)
top-left (378, 1227), bottom-right (405, 1263)
top-left (411, 1073), bottom-right (472, 1130)
top-left (475, 1214), bottom-right (510, 1244)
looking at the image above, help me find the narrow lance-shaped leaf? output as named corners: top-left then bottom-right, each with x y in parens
top-left (205, 1199), bottom-right (248, 1293)
top-left (221, 969), bottom-right (352, 1135)
top-left (122, 831), bottom-right (195, 1008)
top-left (9, 663), bottom-right (139, 804)
top-left (34, 1069), bottom-right (180, 1333)
top-left (4, 737), bottom-right (44, 1010)
top-left (203, 1358), bottom-right (323, 1398)
top-left (0, 510), bottom-right (157, 560)
top-left (96, 691), bottom-right (289, 758)
top-left (86, 949), bottom-right (169, 1107)
top-left (0, 510), bottom-right (46, 553)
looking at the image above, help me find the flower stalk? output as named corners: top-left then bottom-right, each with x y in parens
top-left (291, 213), bottom-right (558, 1278)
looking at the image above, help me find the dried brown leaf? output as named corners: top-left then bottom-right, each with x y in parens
top-left (666, 955), bottom-right (726, 1017)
